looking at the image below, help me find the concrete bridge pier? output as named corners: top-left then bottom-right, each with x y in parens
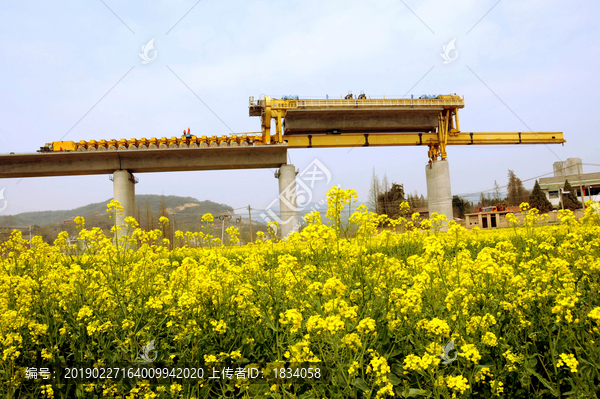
top-left (112, 170), bottom-right (137, 235)
top-left (425, 160), bottom-right (453, 223)
top-left (277, 164), bottom-right (300, 238)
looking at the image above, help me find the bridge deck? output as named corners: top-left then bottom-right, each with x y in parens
top-left (0, 146), bottom-right (288, 178)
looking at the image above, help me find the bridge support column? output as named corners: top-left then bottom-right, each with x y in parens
top-left (426, 160), bottom-right (453, 224)
top-left (277, 164), bottom-right (300, 238)
top-left (112, 170), bottom-right (136, 235)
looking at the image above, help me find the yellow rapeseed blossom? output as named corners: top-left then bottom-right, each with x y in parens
top-left (74, 216), bottom-right (85, 228)
top-left (340, 333), bottom-right (362, 351)
top-left (552, 287), bottom-right (579, 323)
top-left (588, 307), bottom-right (600, 323)
top-left (491, 380), bottom-right (504, 396)
top-left (417, 318), bottom-right (450, 336)
top-left (466, 314), bottom-right (496, 335)
top-left (403, 353), bottom-right (439, 373)
top-left (204, 354), bottom-right (218, 364)
top-left (356, 318), bottom-right (376, 334)
top-left (557, 353), bottom-right (578, 373)
top-left (425, 342), bottom-right (443, 356)
top-left (323, 298), bottom-right (358, 320)
top-left (210, 320), bottom-right (227, 334)
top-left (482, 332), bottom-right (498, 347)
top-left (284, 339), bottom-right (320, 363)
top-left (279, 309), bottom-right (303, 333)
top-left (348, 361), bottom-right (359, 374)
top-left (321, 277), bottom-right (347, 296)
top-left (170, 383), bottom-right (182, 396)
top-left (474, 367), bottom-right (493, 382)
top-left (458, 344), bottom-right (481, 364)
top-left (1, 190), bottom-right (599, 397)
top-left (376, 383), bottom-right (394, 398)
top-left (306, 315), bottom-right (345, 335)
top-left (366, 352), bottom-right (391, 385)
top-left (40, 348), bottom-right (53, 361)
top-left (446, 375), bottom-right (470, 396)
top-left (503, 349), bottom-right (523, 372)
top-left (40, 384), bottom-right (54, 398)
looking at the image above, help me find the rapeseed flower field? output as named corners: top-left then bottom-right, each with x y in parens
top-left (1, 187), bottom-right (600, 398)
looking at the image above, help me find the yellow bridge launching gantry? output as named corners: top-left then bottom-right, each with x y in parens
top-left (39, 93), bottom-right (565, 164)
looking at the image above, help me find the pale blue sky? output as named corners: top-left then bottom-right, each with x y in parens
top-left (1, 0), bottom-right (598, 215)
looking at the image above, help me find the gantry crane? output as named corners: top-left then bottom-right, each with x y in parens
top-left (38, 93), bottom-right (565, 163)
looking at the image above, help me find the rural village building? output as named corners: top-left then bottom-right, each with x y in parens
top-left (538, 158), bottom-right (600, 207)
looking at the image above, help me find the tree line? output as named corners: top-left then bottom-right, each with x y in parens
top-left (367, 168), bottom-right (582, 220)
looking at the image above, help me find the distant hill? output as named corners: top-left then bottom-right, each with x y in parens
top-left (0, 196), bottom-right (372, 245)
top-left (0, 195), bottom-right (233, 227)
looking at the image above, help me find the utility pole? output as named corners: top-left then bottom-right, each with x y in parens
top-left (171, 213), bottom-right (175, 250)
top-left (577, 168), bottom-right (586, 210)
top-left (221, 215), bottom-right (225, 245)
top-left (219, 213), bottom-right (232, 245)
top-left (247, 205), bottom-right (253, 243)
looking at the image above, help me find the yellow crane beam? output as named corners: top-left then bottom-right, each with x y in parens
top-left (284, 132), bottom-right (565, 149)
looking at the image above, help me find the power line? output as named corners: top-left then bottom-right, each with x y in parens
top-left (453, 163), bottom-right (600, 199)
